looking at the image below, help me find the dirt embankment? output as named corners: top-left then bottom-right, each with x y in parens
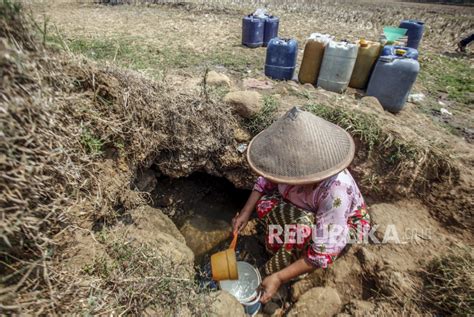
top-left (1, 3), bottom-right (249, 314)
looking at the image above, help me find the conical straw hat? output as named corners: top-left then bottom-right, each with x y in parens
top-left (247, 107), bottom-right (355, 184)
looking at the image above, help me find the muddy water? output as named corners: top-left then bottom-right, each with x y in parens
top-left (151, 173), bottom-right (249, 262)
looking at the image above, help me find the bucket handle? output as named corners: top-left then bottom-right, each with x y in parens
top-left (229, 231), bottom-right (238, 250)
top-left (242, 291), bottom-right (262, 306)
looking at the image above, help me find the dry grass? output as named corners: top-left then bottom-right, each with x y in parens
top-left (1, 0), bottom-right (83, 300)
top-left (0, 2), bottom-right (239, 313)
top-left (86, 0), bottom-right (473, 51)
top-left (421, 247), bottom-right (474, 316)
top-left (303, 104), bottom-right (458, 199)
top-left (79, 235), bottom-right (208, 315)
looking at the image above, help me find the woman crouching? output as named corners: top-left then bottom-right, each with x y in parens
top-left (232, 107), bottom-right (371, 304)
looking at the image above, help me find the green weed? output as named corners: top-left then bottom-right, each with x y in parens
top-left (290, 89), bottom-right (312, 100)
top-left (419, 53), bottom-right (474, 105)
top-left (210, 85), bottom-right (230, 100)
top-left (0, 0), bottom-right (21, 19)
top-left (244, 95), bottom-right (279, 135)
top-left (304, 103), bottom-right (382, 152)
top-left (46, 34), bottom-right (261, 77)
top-left (81, 129), bottom-right (104, 155)
top-left (209, 50), bottom-right (262, 72)
top-left (83, 256), bottom-right (115, 279)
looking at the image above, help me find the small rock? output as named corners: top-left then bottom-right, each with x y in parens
top-left (291, 278), bottom-right (314, 302)
top-left (361, 96), bottom-right (384, 113)
top-left (344, 300), bottom-right (376, 317)
top-left (206, 71), bottom-right (231, 87)
top-left (288, 81), bottom-right (299, 88)
top-left (118, 206), bottom-right (195, 276)
top-left (243, 78), bottom-right (274, 90)
top-left (407, 93), bottom-right (425, 104)
top-left (277, 86), bottom-right (289, 96)
top-left (288, 287), bottom-right (342, 317)
top-left (233, 128), bottom-right (251, 142)
top-left (303, 83), bottom-right (315, 90)
top-left (210, 291), bottom-right (246, 317)
top-left (438, 100), bottom-right (447, 106)
top-left (224, 91), bottom-right (262, 119)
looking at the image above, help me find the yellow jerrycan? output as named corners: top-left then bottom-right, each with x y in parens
top-left (298, 33), bottom-right (333, 84)
top-left (349, 39), bottom-right (381, 89)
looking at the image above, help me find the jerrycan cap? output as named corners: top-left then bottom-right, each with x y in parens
top-left (395, 49), bottom-right (407, 56)
top-left (359, 38), bottom-right (368, 47)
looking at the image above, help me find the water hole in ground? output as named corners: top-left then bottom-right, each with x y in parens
top-left (146, 172), bottom-right (270, 266)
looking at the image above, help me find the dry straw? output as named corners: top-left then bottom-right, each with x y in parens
top-left (1, 1), bottom-right (234, 313)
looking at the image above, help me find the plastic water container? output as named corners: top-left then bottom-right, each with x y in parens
top-left (220, 262), bottom-right (262, 316)
top-left (265, 38), bottom-right (298, 80)
top-left (263, 16), bottom-right (279, 47)
top-left (242, 15), bottom-right (265, 48)
top-left (349, 39), bottom-right (381, 89)
top-left (399, 20), bottom-right (424, 49)
top-left (381, 45), bottom-right (419, 60)
top-left (317, 41), bottom-right (359, 93)
top-left (366, 56), bottom-right (420, 113)
top-left (298, 33), bottom-right (333, 84)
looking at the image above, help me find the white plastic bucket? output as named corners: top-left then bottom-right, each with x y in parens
top-left (244, 301), bottom-right (261, 317)
top-left (219, 261), bottom-right (262, 315)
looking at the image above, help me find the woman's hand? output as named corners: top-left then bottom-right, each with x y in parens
top-left (232, 190), bottom-right (263, 233)
top-left (259, 273), bottom-right (282, 304)
top-left (232, 212), bottom-right (249, 233)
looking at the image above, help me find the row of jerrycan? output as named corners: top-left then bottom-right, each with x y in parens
top-left (298, 35), bottom-right (383, 91)
top-left (242, 14), bottom-right (279, 48)
top-left (242, 17), bottom-right (423, 49)
top-left (265, 35), bottom-right (420, 113)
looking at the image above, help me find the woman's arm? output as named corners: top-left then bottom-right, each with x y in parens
top-left (260, 258), bottom-right (314, 303)
top-left (241, 190), bottom-right (263, 217)
top-left (276, 258), bottom-right (315, 282)
top-left (232, 190), bottom-right (262, 232)
top-left (233, 176), bottom-right (277, 232)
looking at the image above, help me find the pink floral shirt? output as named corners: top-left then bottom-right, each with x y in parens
top-left (253, 169), bottom-right (367, 268)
